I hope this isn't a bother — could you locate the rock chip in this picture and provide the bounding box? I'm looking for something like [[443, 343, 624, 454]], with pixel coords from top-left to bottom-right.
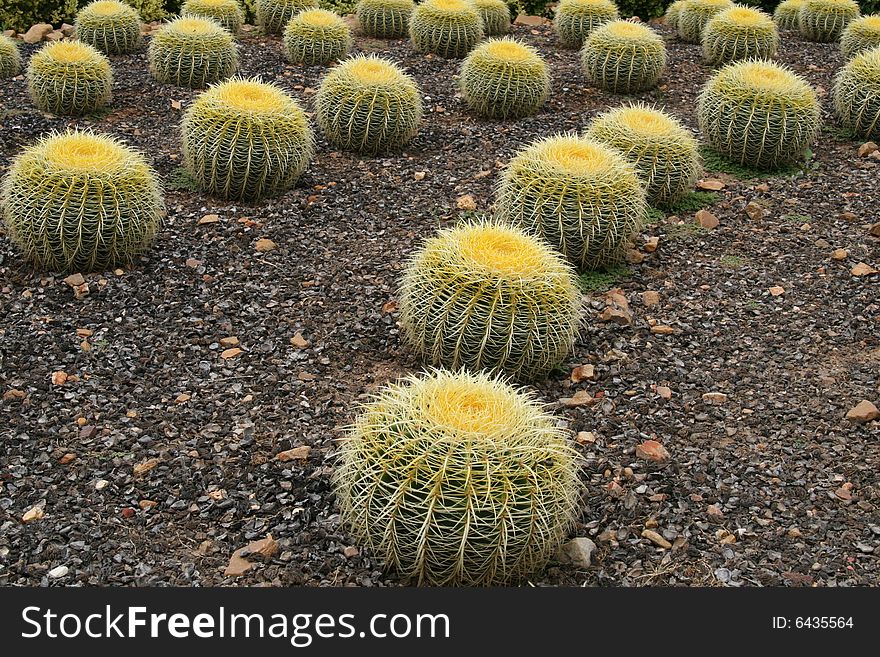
[[851, 262, 877, 276], [570, 364, 595, 382], [858, 141, 879, 157], [702, 392, 728, 405], [641, 529, 672, 549], [277, 446, 311, 462], [845, 400, 879, 423], [695, 209, 719, 228], [558, 537, 597, 568], [745, 201, 764, 220], [23, 23, 52, 43], [635, 439, 670, 463]]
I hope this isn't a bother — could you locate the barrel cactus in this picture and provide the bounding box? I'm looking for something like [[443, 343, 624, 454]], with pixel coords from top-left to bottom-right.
[[257, 0, 319, 34], [703, 5, 779, 66], [315, 55, 422, 154], [182, 78, 313, 200], [148, 16, 238, 88], [840, 14, 880, 58], [0, 34, 22, 79], [410, 0, 484, 59], [773, 0, 804, 29], [678, 0, 733, 43], [1, 130, 163, 273], [355, 0, 414, 38], [553, 0, 619, 48], [460, 37, 550, 119], [697, 59, 821, 169], [181, 0, 245, 35], [833, 45, 880, 139], [74, 0, 142, 55], [472, 0, 511, 36], [283, 9, 352, 64], [496, 134, 647, 271], [581, 20, 667, 94], [798, 0, 860, 42], [333, 368, 583, 586], [586, 103, 702, 207], [27, 41, 113, 116], [665, 0, 686, 31]]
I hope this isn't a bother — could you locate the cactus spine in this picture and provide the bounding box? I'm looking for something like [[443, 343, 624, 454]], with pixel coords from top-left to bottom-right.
[[256, 0, 319, 34], [27, 41, 113, 116], [74, 0, 143, 55], [181, 0, 245, 35], [471, 0, 511, 36], [702, 6, 779, 67], [355, 0, 415, 39], [553, 0, 619, 48], [0, 33, 22, 79], [840, 15, 880, 58], [832, 45, 880, 139], [678, 0, 733, 43], [773, 0, 804, 29], [665, 0, 686, 31], [581, 20, 667, 94], [798, 0, 860, 42], [409, 0, 484, 59], [284, 9, 352, 65], [148, 17, 238, 88]]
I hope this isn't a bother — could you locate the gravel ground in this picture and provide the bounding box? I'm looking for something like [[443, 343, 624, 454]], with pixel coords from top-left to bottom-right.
[[1, 20, 878, 587]]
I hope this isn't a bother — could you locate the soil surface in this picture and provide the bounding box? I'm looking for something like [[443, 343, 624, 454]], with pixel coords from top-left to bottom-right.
[[1, 21, 878, 588]]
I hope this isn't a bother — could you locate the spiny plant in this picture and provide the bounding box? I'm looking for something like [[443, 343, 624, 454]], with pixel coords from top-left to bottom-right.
[[697, 59, 821, 170], [257, 0, 319, 34], [148, 16, 238, 88], [798, 0, 860, 42], [586, 103, 702, 206], [553, 0, 619, 49], [409, 0, 484, 59], [581, 20, 667, 94], [472, 0, 511, 36], [1, 130, 163, 273], [74, 0, 143, 55], [315, 55, 422, 154], [182, 77, 314, 200], [496, 133, 648, 271], [0, 33, 22, 79], [665, 0, 686, 31], [773, 0, 804, 29], [399, 220, 582, 381], [181, 0, 246, 35], [284, 8, 352, 65], [355, 0, 415, 39], [333, 368, 583, 586], [703, 5, 779, 67], [459, 37, 550, 119], [840, 14, 880, 58], [677, 0, 733, 43], [27, 41, 113, 116], [832, 45, 880, 139]]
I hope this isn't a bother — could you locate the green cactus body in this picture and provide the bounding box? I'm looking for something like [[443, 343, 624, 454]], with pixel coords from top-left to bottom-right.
[[678, 0, 733, 43], [703, 6, 779, 67], [0, 34, 22, 79], [181, 0, 246, 35], [257, 0, 319, 34], [148, 17, 238, 88], [581, 20, 667, 94], [553, 0, 619, 48], [182, 77, 314, 200], [74, 0, 143, 55], [697, 59, 821, 169], [1, 130, 163, 273], [355, 0, 415, 39], [460, 38, 549, 119], [833, 45, 880, 138], [798, 0, 860, 42], [586, 103, 702, 206], [315, 55, 422, 154], [471, 0, 511, 36], [840, 15, 880, 58], [333, 368, 583, 586], [410, 0, 484, 59], [399, 220, 582, 381], [496, 134, 647, 271], [773, 0, 804, 30], [283, 8, 352, 65], [665, 0, 686, 31], [27, 41, 113, 116]]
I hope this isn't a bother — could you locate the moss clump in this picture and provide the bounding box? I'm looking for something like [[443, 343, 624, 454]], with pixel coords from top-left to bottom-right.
[[283, 8, 352, 65], [256, 0, 319, 34], [832, 45, 880, 139], [773, 0, 804, 29], [703, 6, 779, 66], [553, 0, 619, 48], [0, 34, 22, 79], [472, 0, 511, 36], [74, 0, 143, 55], [355, 0, 415, 38], [677, 0, 733, 43], [410, 0, 484, 59], [798, 0, 860, 42], [840, 14, 880, 58], [27, 41, 113, 116], [581, 20, 667, 94], [181, 0, 246, 35], [148, 16, 238, 88]]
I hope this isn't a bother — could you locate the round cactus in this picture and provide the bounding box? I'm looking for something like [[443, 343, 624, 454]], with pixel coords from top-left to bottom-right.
[[678, 0, 733, 43], [665, 0, 686, 31], [409, 0, 484, 59], [74, 0, 143, 55], [257, 0, 319, 34], [798, 0, 860, 42], [472, 0, 511, 36], [27, 41, 113, 116], [553, 0, 619, 48], [832, 45, 880, 139], [333, 368, 583, 586], [773, 0, 805, 30], [1, 130, 163, 273], [697, 59, 821, 170], [840, 14, 880, 58], [355, 0, 415, 39], [459, 37, 550, 119], [0, 33, 22, 79], [399, 220, 582, 381], [284, 8, 352, 65], [496, 134, 647, 271], [148, 17, 238, 88], [581, 20, 667, 94], [703, 5, 779, 67], [181, 0, 245, 35], [586, 103, 702, 207], [182, 77, 314, 200], [315, 55, 422, 154]]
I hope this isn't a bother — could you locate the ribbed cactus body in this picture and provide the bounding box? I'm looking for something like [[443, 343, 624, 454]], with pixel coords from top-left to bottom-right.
[[703, 6, 779, 66], [697, 59, 821, 170], [553, 0, 619, 48], [410, 0, 484, 59], [0, 34, 22, 79], [315, 55, 422, 154], [355, 0, 414, 38], [284, 9, 352, 64], [27, 42, 113, 116], [74, 0, 143, 55], [181, 0, 245, 35], [472, 0, 511, 36], [833, 46, 880, 138], [840, 15, 880, 58], [586, 103, 702, 207], [399, 220, 582, 381], [182, 78, 314, 200], [460, 38, 550, 119], [773, 0, 804, 29], [148, 17, 238, 88], [496, 134, 648, 271], [798, 0, 860, 42], [257, 0, 319, 34], [678, 0, 733, 43], [581, 20, 666, 94], [333, 368, 583, 586], [665, 0, 685, 31], [1, 130, 163, 273]]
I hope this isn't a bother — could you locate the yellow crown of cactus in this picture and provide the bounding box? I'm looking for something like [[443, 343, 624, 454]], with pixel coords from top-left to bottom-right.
[[74, 0, 142, 55], [677, 0, 733, 42], [148, 16, 238, 88], [840, 14, 880, 58], [410, 0, 484, 59], [355, 0, 415, 39], [665, 0, 686, 30], [698, 59, 821, 169], [553, 0, 619, 48], [703, 5, 779, 66], [1, 130, 164, 273], [798, 0, 860, 42], [333, 368, 583, 586], [27, 41, 113, 116], [471, 0, 511, 36], [833, 45, 880, 138], [773, 0, 804, 29], [182, 77, 313, 200], [496, 133, 647, 271], [581, 20, 667, 94], [256, 0, 319, 34], [283, 8, 352, 65], [181, 0, 245, 35], [0, 33, 23, 79]]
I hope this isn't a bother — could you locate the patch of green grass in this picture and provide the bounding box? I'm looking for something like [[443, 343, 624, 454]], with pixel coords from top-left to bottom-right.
[[719, 254, 750, 268], [699, 145, 808, 180], [782, 213, 812, 223], [659, 191, 720, 215], [645, 207, 665, 226], [578, 266, 630, 294], [166, 166, 199, 192], [664, 222, 708, 241]]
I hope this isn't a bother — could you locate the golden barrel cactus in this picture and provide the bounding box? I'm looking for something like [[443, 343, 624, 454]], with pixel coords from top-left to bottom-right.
[[148, 16, 238, 88], [74, 0, 142, 55], [355, 0, 415, 39], [773, 0, 805, 29], [702, 6, 779, 67], [0, 33, 23, 79], [471, 0, 511, 36], [665, 0, 686, 31], [27, 41, 113, 116], [553, 0, 619, 48], [678, 0, 733, 43], [581, 20, 667, 94], [181, 0, 246, 35], [833, 45, 880, 139], [283, 8, 352, 65], [798, 0, 860, 42], [409, 0, 484, 59], [840, 14, 880, 58], [257, 0, 319, 34]]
